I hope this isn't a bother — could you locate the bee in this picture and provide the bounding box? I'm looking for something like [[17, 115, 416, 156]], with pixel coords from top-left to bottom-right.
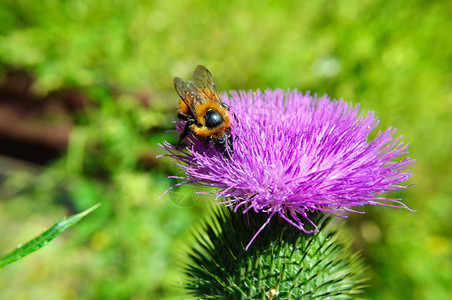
[[173, 65, 233, 158]]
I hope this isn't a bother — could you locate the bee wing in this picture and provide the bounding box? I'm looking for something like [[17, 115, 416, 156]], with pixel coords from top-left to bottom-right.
[[191, 65, 222, 104], [174, 77, 192, 102], [174, 66, 225, 115], [174, 77, 203, 113]]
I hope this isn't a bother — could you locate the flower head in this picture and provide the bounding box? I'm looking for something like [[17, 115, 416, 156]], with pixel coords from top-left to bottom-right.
[[160, 89, 415, 249]]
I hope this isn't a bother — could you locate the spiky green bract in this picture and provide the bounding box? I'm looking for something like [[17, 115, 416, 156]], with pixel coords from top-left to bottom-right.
[[185, 207, 366, 299]]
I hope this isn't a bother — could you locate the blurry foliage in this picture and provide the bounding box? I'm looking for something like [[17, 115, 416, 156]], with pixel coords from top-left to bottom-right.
[[0, 0, 450, 299]]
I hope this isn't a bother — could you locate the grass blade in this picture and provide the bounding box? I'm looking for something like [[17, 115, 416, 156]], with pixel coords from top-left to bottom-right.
[[0, 204, 100, 268]]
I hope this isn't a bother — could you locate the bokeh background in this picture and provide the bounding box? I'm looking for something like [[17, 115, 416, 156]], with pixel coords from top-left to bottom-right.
[[0, 0, 450, 299]]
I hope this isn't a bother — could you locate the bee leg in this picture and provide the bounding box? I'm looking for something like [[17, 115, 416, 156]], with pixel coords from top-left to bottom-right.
[[178, 112, 188, 121], [203, 136, 211, 148], [226, 131, 234, 158], [232, 112, 239, 123], [176, 120, 192, 150], [214, 129, 234, 159]]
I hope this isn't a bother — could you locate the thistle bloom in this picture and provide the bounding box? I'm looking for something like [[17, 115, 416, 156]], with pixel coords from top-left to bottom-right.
[[160, 89, 415, 250]]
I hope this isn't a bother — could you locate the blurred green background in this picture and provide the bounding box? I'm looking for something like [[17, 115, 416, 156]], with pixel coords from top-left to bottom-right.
[[0, 0, 450, 299]]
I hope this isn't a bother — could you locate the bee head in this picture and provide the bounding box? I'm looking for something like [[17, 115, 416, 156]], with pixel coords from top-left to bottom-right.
[[204, 109, 223, 128]]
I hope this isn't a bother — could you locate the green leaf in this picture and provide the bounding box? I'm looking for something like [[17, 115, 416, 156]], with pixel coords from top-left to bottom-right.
[[0, 204, 100, 268]]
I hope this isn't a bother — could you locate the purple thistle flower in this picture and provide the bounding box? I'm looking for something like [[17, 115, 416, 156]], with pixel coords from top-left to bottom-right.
[[160, 89, 416, 250]]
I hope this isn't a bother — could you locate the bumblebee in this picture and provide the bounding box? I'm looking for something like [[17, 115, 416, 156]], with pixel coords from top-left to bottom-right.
[[174, 65, 233, 158]]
